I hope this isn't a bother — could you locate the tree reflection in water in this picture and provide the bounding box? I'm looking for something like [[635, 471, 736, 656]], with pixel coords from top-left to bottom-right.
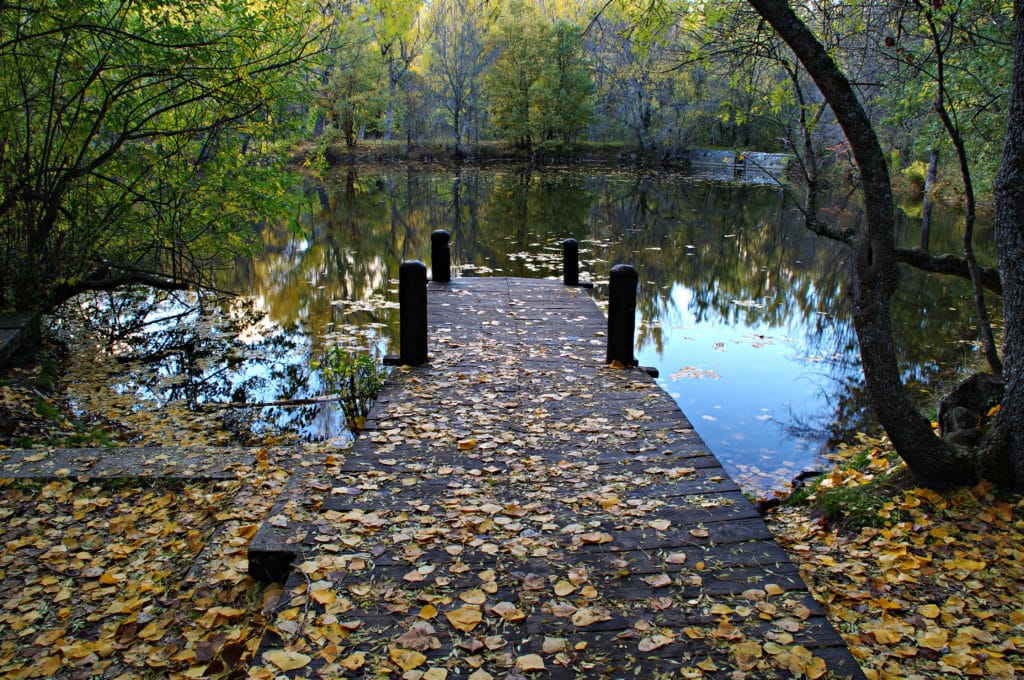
[[55, 168, 996, 496]]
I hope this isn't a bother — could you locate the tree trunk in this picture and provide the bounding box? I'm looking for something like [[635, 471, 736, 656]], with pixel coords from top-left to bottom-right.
[[746, 0, 976, 485], [920, 149, 938, 251], [989, 0, 1024, 490]]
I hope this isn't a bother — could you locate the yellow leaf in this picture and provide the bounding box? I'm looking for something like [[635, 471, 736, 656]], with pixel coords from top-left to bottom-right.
[[446, 606, 482, 632], [492, 601, 526, 622], [515, 654, 546, 671], [648, 519, 671, 531], [35, 657, 62, 677], [418, 604, 438, 620], [803, 656, 828, 679], [572, 606, 611, 627], [458, 438, 477, 450], [764, 583, 784, 596], [542, 637, 568, 654], [460, 589, 487, 605], [579, 531, 613, 544], [665, 552, 687, 565], [638, 634, 674, 652], [138, 621, 165, 641], [787, 646, 826, 679], [263, 650, 311, 671], [985, 658, 1016, 678], [918, 628, 949, 651], [554, 580, 576, 596], [340, 652, 365, 670], [941, 651, 976, 670], [424, 668, 449, 680], [872, 624, 902, 644], [389, 646, 426, 671], [733, 640, 763, 670], [309, 585, 336, 605], [696, 655, 719, 671], [918, 603, 940, 619]]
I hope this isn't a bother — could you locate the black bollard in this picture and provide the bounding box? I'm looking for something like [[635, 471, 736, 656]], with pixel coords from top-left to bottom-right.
[[563, 238, 579, 286], [385, 260, 428, 366], [431, 229, 451, 283], [606, 264, 639, 367], [561, 238, 593, 288]]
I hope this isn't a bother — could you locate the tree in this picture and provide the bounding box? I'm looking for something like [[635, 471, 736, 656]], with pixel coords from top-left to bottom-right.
[[321, 29, 387, 147], [990, 0, 1024, 489], [0, 0, 324, 313], [425, 0, 492, 155], [745, 0, 1023, 489], [587, 2, 692, 154], [878, 0, 1011, 376], [362, 0, 427, 141], [484, 0, 547, 148], [533, 19, 594, 145]]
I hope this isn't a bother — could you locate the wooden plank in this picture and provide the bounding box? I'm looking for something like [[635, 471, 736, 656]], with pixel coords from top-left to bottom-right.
[[249, 277, 864, 678]]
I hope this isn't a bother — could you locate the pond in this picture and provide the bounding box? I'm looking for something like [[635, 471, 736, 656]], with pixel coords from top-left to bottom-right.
[[54, 165, 996, 497]]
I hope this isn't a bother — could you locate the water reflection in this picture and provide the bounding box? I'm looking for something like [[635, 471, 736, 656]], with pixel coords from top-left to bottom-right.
[[58, 167, 994, 496]]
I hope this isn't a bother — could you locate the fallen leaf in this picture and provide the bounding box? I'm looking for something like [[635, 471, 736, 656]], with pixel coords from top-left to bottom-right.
[[340, 652, 365, 670], [491, 601, 526, 622], [446, 606, 483, 632], [263, 650, 311, 671], [515, 653, 546, 671], [389, 646, 427, 671], [638, 634, 674, 652], [572, 606, 611, 627]]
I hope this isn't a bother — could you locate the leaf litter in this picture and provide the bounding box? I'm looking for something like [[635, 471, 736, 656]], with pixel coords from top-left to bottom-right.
[[767, 435, 1024, 679]]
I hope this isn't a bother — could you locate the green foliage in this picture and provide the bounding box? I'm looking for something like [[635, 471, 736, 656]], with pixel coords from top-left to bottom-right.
[[484, 0, 547, 147], [901, 160, 930, 191], [313, 349, 389, 433], [532, 20, 593, 145], [0, 0, 323, 312], [878, 0, 1013, 196], [484, 7, 592, 149]]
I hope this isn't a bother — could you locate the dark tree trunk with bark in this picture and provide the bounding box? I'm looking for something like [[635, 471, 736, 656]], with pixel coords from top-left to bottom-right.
[[989, 0, 1024, 489], [746, 0, 977, 486]]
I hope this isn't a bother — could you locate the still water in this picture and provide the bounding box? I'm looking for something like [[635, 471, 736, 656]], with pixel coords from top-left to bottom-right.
[[61, 167, 993, 496]]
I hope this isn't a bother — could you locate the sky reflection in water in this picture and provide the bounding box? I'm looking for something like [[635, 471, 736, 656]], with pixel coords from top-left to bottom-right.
[[62, 167, 992, 497]]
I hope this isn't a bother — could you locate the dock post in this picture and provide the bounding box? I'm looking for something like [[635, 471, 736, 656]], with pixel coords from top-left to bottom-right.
[[607, 264, 638, 367], [385, 260, 428, 366], [563, 238, 579, 286], [431, 230, 451, 283], [562, 238, 593, 288]]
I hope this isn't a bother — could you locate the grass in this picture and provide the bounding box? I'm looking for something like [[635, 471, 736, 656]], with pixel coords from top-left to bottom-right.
[[782, 435, 913, 531]]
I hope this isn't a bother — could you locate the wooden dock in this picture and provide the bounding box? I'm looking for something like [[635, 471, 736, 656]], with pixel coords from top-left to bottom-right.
[[249, 277, 863, 678]]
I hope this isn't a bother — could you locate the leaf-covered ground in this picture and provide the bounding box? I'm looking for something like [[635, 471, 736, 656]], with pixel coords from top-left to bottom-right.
[[3, 341, 1024, 678], [0, 448, 303, 679], [766, 438, 1024, 679]]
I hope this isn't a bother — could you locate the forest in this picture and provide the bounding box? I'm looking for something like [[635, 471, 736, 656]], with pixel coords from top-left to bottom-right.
[[0, 0, 1012, 309]]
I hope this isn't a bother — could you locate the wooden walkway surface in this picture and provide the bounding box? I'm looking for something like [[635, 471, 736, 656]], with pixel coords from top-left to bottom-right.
[[249, 277, 863, 679]]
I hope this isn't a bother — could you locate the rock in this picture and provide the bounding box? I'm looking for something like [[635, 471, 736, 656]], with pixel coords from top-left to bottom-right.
[[938, 373, 1003, 443]]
